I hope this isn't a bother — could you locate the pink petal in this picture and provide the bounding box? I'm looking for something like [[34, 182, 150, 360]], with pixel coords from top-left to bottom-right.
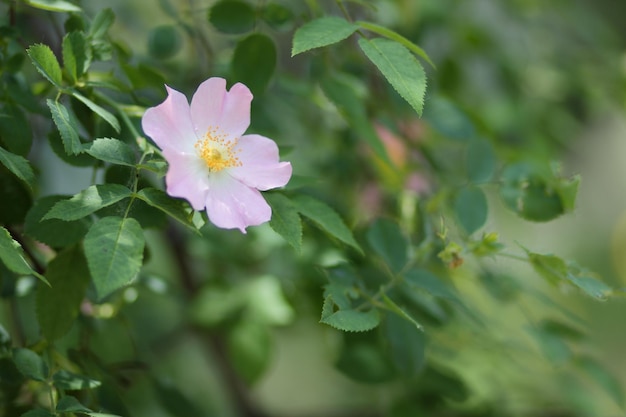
[[189, 79, 252, 142], [142, 85, 197, 154], [163, 150, 210, 210], [205, 173, 271, 233], [228, 134, 292, 191], [190, 77, 227, 138]]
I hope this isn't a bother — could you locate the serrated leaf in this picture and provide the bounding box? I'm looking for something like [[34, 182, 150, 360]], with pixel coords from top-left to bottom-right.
[[291, 195, 361, 253], [265, 193, 302, 252], [366, 218, 408, 274], [83, 216, 144, 300], [47, 99, 83, 155], [0, 146, 36, 190], [26, 44, 62, 87], [44, 184, 132, 221], [292, 16, 359, 56], [62, 31, 90, 83], [52, 369, 101, 390], [454, 186, 488, 234], [36, 246, 90, 341], [13, 348, 48, 381], [56, 395, 92, 413], [232, 34, 276, 95], [135, 188, 196, 232], [25, 0, 81, 12], [358, 38, 426, 116], [0, 226, 48, 284], [320, 74, 390, 164], [84, 138, 135, 166], [320, 308, 380, 332], [71, 91, 120, 133]]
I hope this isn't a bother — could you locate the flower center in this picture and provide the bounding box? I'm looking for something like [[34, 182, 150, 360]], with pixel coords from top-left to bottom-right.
[[195, 127, 241, 172]]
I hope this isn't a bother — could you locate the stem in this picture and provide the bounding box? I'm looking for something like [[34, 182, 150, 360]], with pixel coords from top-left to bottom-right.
[[93, 92, 143, 142], [497, 252, 528, 262], [335, 0, 352, 22]]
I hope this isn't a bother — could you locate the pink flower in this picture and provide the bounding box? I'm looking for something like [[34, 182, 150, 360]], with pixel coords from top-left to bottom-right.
[[141, 77, 292, 233]]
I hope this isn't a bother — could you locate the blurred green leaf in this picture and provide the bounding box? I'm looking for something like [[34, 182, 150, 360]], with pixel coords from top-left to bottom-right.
[[153, 380, 208, 416], [88, 8, 114, 39], [454, 186, 488, 234], [84, 138, 135, 166], [356, 20, 435, 68], [26, 43, 62, 86], [245, 275, 294, 326], [36, 246, 90, 341], [47, 99, 83, 155], [291, 16, 359, 56], [62, 31, 90, 83], [577, 356, 624, 407], [335, 333, 394, 382], [0, 147, 36, 190], [135, 188, 196, 232], [423, 97, 474, 140], [209, 0, 255, 34], [403, 268, 458, 301], [83, 216, 144, 300], [20, 410, 55, 417], [147, 25, 182, 60], [291, 194, 362, 253], [13, 348, 48, 381], [384, 313, 426, 377], [265, 193, 302, 252], [261, 3, 293, 31], [366, 218, 408, 274], [381, 293, 423, 330], [227, 320, 271, 384], [56, 396, 92, 413], [24, 0, 81, 12], [52, 369, 101, 390], [44, 184, 132, 221], [527, 251, 568, 286], [321, 307, 380, 332], [0, 226, 47, 284], [0, 104, 32, 156], [467, 138, 496, 183], [320, 73, 390, 164], [358, 38, 427, 116], [232, 33, 276, 95], [25, 195, 92, 248], [70, 91, 120, 133]]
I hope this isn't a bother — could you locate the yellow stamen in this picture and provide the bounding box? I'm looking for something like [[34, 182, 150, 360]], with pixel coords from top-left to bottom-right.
[[195, 127, 241, 172]]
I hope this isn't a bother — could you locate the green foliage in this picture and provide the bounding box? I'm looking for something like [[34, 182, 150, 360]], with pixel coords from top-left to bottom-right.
[[2, 0, 624, 416]]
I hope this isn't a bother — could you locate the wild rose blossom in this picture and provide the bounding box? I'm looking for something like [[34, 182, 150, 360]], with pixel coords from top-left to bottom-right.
[[141, 77, 292, 233]]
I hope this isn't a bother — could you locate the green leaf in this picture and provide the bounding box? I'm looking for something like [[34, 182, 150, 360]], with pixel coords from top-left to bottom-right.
[[265, 193, 302, 252], [381, 292, 423, 331], [52, 369, 101, 390], [232, 33, 276, 95], [70, 91, 120, 133], [577, 356, 624, 407], [84, 138, 135, 166], [321, 308, 380, 332], [291, 195, 362, 253], [384, 313, 426, 377], [566, 273, 612, 300], [83, 216, 144, 300], [88, 8, 115, 39], [0, 104, 32, 156], [13, 348, 48, 381], [291, 16, 359, 56], [0, 146, 36, 190], [527, 251, 567, 286], [466, 138, 496, 183], [366, 218, 408, 274], [25, 195, 91, 248], [227, 320, 271, 384], [423, 97, 475, 141], [24, 0, 81, 12], [454, 186, 488, 234], [26, 44, 62, 87], [356, 20, 435, 68], [358, 37, 427, 116], [47, 99, 83, 155], [153, 380, 206, 417], [320, 74, 390, 164], [209, 0, 256, 34], [260, 3, 294, 31], [0, 226, 47, 284], [135, 188, 196, 232], [56, 395, 92, 413], [147, 25, 182, 60], [44, 184, 132, 221], [20, 410, 55, 417], [36, 247, 90, 341], [62, 31, 90, 83]]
